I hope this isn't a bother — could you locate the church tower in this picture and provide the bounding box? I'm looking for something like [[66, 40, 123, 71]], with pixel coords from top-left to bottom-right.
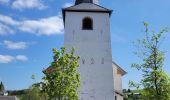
[[63, 0, 114, 99]]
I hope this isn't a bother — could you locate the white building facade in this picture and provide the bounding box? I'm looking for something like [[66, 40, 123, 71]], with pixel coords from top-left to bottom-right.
[[63, 0, 126, 100], [112, 62, 126, 100]]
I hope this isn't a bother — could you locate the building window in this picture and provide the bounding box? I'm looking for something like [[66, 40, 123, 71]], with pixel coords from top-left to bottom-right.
[[115, 96, 117, 100], [82, 17, 93, 30]]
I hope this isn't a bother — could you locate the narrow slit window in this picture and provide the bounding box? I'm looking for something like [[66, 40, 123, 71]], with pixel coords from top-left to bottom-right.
[[91, 58, 95, 64], [115, 96, 117, 100], [101, 58, 104, 64], [82, 59, 85, 64], [82, 17, 93, 30]]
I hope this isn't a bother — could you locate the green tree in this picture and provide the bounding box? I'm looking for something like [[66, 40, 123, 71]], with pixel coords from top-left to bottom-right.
[[39, 47, 80, 100], [17, 74, 46, 100], [0, 82, 5, 93], [131, 22, 170, 100], [20, 86, 41, 100]]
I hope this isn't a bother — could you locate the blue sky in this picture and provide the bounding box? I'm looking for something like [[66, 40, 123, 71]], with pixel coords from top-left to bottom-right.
[[0, 0, 170, 90]]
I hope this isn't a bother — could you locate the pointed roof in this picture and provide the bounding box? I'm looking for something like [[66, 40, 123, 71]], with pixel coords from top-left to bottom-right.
[[75, 0, 93, 5], [75, 0, 99, 5]]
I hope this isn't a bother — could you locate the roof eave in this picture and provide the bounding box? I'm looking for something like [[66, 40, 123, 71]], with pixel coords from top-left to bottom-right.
[[112, 61, 127, 76]]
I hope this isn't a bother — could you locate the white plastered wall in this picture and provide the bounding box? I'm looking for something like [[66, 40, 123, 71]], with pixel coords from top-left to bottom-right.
[[112, 64, 123, 100], [64, 11, 114, 100]]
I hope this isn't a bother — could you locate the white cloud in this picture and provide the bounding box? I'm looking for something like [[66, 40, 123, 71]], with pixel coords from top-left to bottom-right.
[[0, 54, 28, 63], [0, 55, 14, 63], [20, 16, 64, 35], [3, 40, 27, 50], [63, 2, 73, 8], [0, 14, 64, 36], [16, 55, 28, 61], [12, 0, 47, 10], [0, 14, 20, 26], [0, 15, 18, 35], [0, 0, 10, 5], [0, 23, 14, 36]]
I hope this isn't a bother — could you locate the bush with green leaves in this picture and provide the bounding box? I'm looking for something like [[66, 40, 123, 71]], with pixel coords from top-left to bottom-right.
[[39, 47, 80, 100]]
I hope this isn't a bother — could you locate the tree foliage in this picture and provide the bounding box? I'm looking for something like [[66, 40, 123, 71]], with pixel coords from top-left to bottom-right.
[[131, 22, 170, 100], [19, 85, 44, 100], [39, 47, 80, 100], [0, 82, 5, 94]]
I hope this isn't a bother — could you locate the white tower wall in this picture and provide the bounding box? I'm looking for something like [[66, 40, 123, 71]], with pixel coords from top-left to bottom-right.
[[64, 12, 114, 100]]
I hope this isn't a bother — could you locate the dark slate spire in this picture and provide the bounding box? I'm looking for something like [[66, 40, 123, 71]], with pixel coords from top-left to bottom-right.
[[75, 0, 93, 5]]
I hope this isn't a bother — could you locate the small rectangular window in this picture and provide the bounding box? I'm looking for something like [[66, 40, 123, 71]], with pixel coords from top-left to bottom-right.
[[82, 17, 93, 30], [115, 96, 117, 100]]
